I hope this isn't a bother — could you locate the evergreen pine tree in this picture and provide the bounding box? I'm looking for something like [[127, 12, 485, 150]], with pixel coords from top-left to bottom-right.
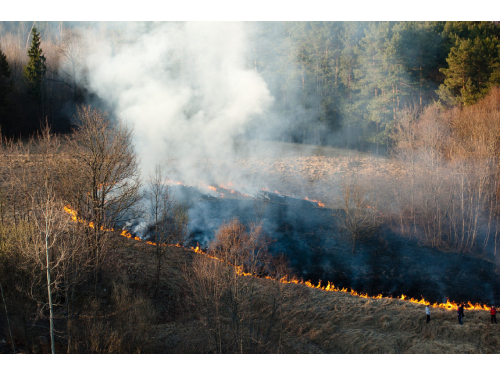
[[390, 22, 446, 106], [440, 34, 500, 105], [353, 22, 400, 151], [0, 46, 12, 134], [24, 27, 46, 103], [0, 47, 11, 80]]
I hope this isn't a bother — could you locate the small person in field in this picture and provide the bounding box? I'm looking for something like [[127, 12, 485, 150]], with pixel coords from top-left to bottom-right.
[[425, 305, 430, 323], [457, 303, 465, 325], [491, 306, 497, 324]]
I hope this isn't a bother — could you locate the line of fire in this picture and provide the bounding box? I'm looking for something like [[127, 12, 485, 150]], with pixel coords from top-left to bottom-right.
[[63, 181, 492, 313]]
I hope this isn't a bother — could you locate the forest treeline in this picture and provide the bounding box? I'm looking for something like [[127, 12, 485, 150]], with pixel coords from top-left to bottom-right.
[[1, 21, 500, 151], [250, 21, 500, 151]]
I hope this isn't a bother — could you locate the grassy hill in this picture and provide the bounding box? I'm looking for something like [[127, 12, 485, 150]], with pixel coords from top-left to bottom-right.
[[109, 235, 500, 354]]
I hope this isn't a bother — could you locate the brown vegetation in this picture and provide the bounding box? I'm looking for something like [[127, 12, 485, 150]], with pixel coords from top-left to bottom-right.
[[0, 106, 145, 353], [67, 234, 500, 354], [2, 94, 500, 353], [385, 88, 500, 255], [184, 218, 294, 353], [190, 88, 500, 260], [335, 174, 379, 253]]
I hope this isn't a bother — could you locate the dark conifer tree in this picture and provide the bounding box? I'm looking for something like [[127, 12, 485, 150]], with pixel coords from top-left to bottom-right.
[[439, 35, 500, 105], [0, 47, 10, 80], [24, 27, 46, 104], [0, 46, 12, 135]]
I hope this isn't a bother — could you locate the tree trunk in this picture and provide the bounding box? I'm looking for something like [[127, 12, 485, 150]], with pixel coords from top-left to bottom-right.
[[46, 231, 55, 354], [65, 283, 71, 353], [155, 243, 161, 299], [0, 282, 15, 353]]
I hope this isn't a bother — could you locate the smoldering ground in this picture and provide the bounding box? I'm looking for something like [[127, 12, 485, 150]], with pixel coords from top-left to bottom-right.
[[159, 185, 500, 306]]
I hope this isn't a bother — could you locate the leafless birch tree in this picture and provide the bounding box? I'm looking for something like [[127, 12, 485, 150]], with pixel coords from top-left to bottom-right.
[[29, 181, 70, 354]]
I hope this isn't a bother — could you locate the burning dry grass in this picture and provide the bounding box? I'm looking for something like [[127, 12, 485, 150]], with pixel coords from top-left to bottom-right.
[[110, 235, 500, 353], [188, 141, 404, 207], [280, 288, 500, 354]]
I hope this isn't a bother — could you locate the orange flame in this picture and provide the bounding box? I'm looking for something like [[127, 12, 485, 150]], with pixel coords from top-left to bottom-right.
[[262, 188, 325, 208], [218, 183, 252, 197], [304, 197, 325, 207], [63, 205, 491, 311], [168, 180, 325, 207]]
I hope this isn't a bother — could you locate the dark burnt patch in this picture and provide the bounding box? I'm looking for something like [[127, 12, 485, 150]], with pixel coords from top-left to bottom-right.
[[174, 185, 500, 306]]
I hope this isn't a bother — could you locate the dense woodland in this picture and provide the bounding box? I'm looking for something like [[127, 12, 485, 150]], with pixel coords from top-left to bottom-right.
[[1, 21, 500, 148], [1, 21, 500, 354], [249, 21, 500, 151]]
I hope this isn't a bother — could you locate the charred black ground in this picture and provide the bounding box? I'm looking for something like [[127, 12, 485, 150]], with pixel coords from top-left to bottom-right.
[[164, 185, 500, 306]]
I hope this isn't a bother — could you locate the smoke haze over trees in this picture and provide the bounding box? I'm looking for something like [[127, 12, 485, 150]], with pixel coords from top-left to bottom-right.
[[1, 21, 500, 149]]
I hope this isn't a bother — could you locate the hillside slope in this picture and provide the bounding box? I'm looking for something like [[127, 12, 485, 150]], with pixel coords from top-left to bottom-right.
[[114, 236, 500, 354]]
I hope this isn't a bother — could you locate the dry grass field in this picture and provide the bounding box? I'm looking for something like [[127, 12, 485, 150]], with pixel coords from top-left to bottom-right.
[[114, 235, 500, 354], [190, 140, 404, 207]]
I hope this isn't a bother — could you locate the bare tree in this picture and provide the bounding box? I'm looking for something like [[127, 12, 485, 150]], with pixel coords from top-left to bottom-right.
[[185, 255, 227, 353], [392, 106, 419, 236], [65, 105, 141, 276], [186, 218, 300, 353], [29, 181, 70, 354], [390, 99, 500, 255], [59, 221, 92, 353], [189, 219, 276, 353], [0, 125, 63, 352], [335, 174, 378, 253], [209, 218, 272, 275], [146, 165, 175, 298], [52, 29, 87, 102]]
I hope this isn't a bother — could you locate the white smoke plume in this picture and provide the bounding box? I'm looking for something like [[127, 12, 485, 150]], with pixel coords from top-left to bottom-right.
[[85, 22, 274, 184]]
